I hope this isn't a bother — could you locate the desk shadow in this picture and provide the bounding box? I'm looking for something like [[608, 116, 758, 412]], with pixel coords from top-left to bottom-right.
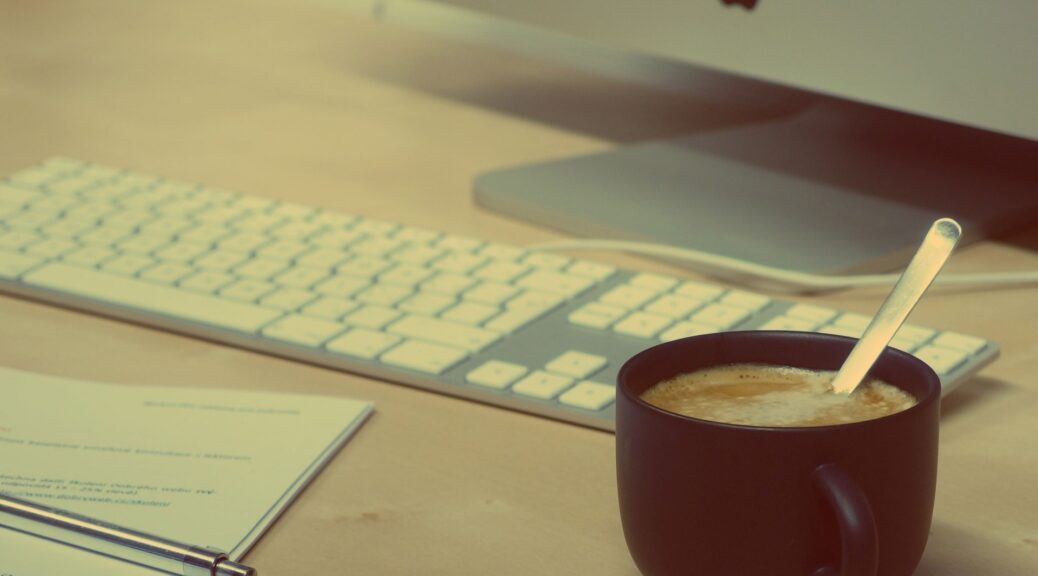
[[939, 375, 1013, 422], [993, 224, 1038, 255], [339, 24, 809, 143], [914, 520, 1029, 576]]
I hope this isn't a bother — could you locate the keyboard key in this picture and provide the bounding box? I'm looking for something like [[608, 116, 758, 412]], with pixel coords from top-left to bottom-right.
[[308, 211, 356, 228], [269, 202, 316, 221], [115, 234, 171, 256], [235, 258, 289, 280], [834, 313, 871, 331], [462, 282, 519, 306], [0, 250, 43, 279], [568, 302, 628, 329], [506, 290, 563, 311], [262, 314, 346, 347], [565, 260, 616, 280], [260, 287, 318, 311], [272, 266, 329, 289], [379, 264, 434, 287], [521, 252, 571, 270], [104, 209, 154, 230], [62, 245, 116, 268], [613, 312, 673, 339], [380, 339, 468, 375], [220, 278, 276, 303], [178, 225, 231, 246], [350, 236, 405, 256], [932, 332, 986, 354], [389, 245, 445, 265], [643, 294, 704, 318], [484, 305, 552, 334], [440, 301, 500, 326], [155, 242, 210, 263], [140, 216, 194, 238], [351, 219, 398, 237], [545, 351, 607, 379], [336, 256, 393, 279], [296, 248, 349, 270], [313, 274, 370, 297], [0, 184, 43, 207], [913, 345, 968, 375], [629, 273, 678, 292], [599, 285, 657, 309], [179, 270, 236, 294], [430, 252, 487, 274], [23, 237, 78, 259], [479, 243, 525, 261], [77, 225, 131, 247], [511, 370, 574, 399], [40, 217, 97, 239], [29, 194, 81, 214], [300, 296, 358, 320], [102, 254, 156, 276], [720, 291, 772, 312], [895, 324, 936, 344], [785, 303, 837, 324], [22, 263, 282, 333], [231, 212, 286, 233], [0, 203, 21, 221], [888, 335, 921, 353], [218, 232, 269, 253], [196, 205, 249, 226], [256, 239, 310, 261], [0, 230, 42, 250], [659, 321, 721, 342], [397, 292, 456, 316], [558, 381, 616, 411], [420, 272, 477, 296], [311, 228, 364, 249], [515, 270, 595, 299], [392, 226, 441, 245], [355, 283, 413, 307], [690, 304, 750, 329], [466, 360, 528, 389], [473, 260, 530, 283], [673, 281, 723, 301], [342, 305, 402, 329], [434, 234, 483, 253], [195, 250, 249, 271], [326, 329, 402, 360], [386, 315, 500, 352], [139, 262, 194, 285]]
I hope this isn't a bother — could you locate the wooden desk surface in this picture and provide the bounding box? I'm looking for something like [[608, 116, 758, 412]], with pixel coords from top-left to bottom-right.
[[1, 1, 1035, 574]]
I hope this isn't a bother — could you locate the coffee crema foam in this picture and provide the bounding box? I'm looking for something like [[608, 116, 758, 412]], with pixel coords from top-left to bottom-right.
[[640, 364, 917, 427]]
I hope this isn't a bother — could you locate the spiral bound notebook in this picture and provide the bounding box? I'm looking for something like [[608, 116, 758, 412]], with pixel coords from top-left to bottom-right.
[[0, 366, 373, 575]]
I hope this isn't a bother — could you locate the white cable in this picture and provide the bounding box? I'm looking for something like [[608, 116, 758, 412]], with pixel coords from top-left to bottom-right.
[[528, 239, 1038, 292]]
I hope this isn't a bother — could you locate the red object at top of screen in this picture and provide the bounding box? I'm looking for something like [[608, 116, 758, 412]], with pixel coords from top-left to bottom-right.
[[721, 0, 758, 9]]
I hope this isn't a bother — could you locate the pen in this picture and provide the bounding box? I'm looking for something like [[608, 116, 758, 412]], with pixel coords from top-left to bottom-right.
[[0, 492, 256, 576]]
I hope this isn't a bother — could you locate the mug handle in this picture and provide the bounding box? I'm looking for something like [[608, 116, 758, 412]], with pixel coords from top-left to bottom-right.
[[811, 464, 879, 576]]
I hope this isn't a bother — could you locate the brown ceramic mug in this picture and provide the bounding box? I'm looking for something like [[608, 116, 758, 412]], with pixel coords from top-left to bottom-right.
[[615, 331, 940, 576]]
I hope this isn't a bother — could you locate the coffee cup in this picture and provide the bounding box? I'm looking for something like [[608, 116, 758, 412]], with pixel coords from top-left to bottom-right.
[[615, 331, 940, 576]]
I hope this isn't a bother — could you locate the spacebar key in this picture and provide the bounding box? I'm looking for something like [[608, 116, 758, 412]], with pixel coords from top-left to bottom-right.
[[22, 263, 284, 333]]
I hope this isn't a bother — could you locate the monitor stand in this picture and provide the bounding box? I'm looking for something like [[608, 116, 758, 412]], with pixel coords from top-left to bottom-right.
[[474, 97, 1038, 286]]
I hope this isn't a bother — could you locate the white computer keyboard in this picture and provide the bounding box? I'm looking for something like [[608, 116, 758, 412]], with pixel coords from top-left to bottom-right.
[[0, 158, 999, 430]]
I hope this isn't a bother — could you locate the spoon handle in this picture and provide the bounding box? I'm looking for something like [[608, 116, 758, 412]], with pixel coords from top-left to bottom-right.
[[830, 218, 961, 395]]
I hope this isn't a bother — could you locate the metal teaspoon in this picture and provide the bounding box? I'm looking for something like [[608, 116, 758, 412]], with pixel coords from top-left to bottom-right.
[[829, 218, 962, 395]]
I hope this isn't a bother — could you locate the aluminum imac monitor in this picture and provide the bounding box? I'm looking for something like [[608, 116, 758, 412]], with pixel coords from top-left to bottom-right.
[[350, 0, 1038, 279]]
